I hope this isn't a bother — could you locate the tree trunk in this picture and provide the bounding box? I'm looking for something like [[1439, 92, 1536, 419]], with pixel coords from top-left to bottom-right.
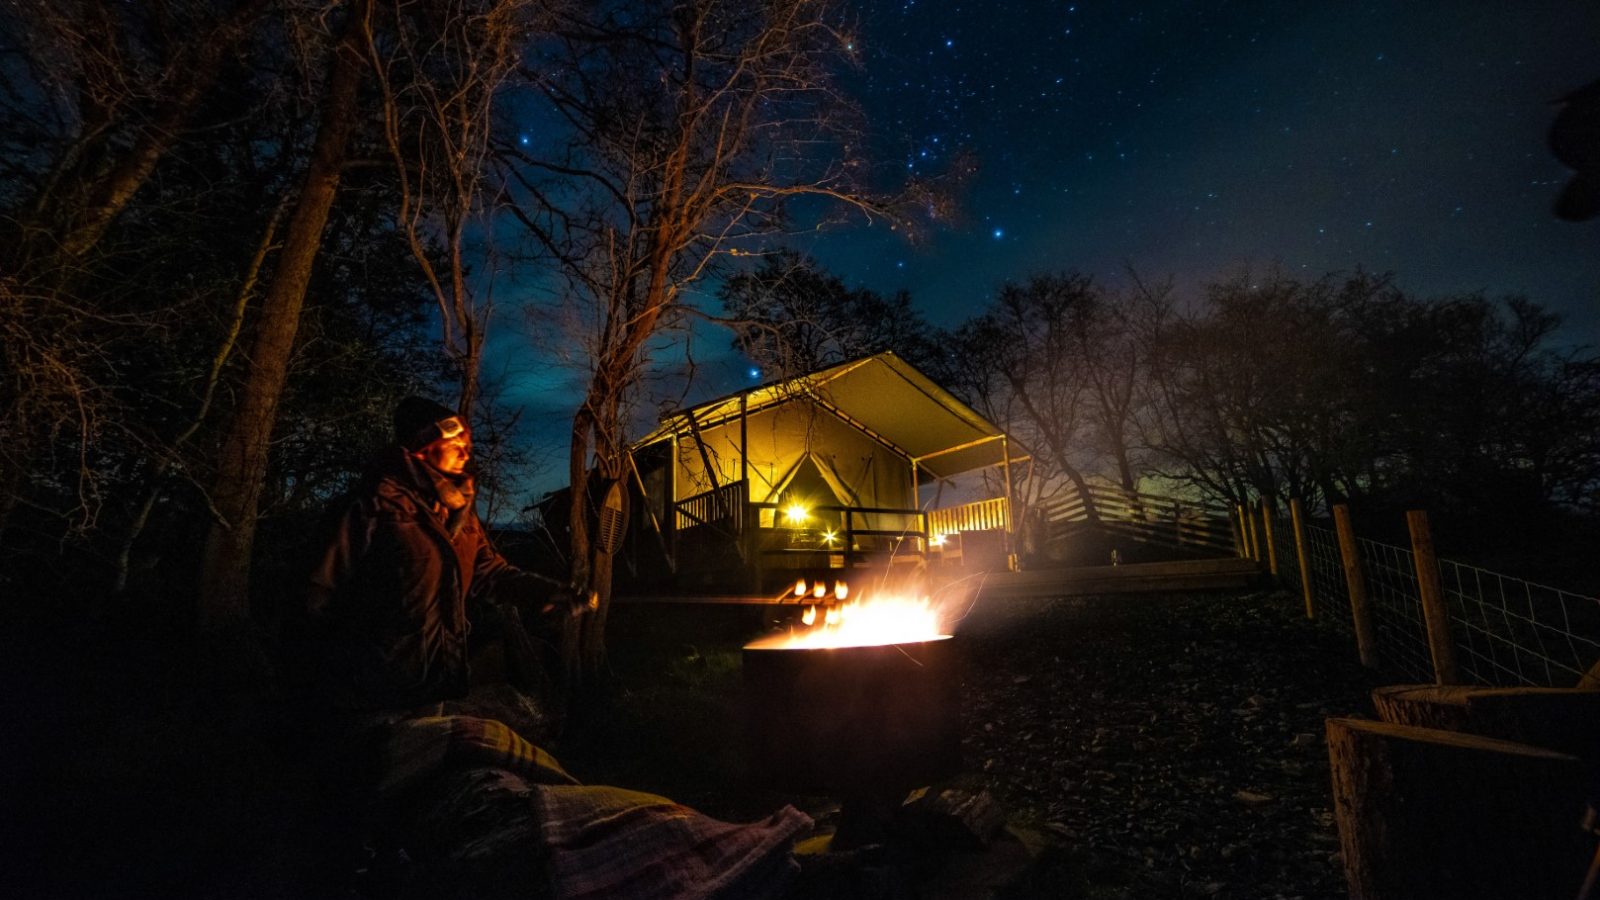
[[55, 0, 268, 262], [1373, 683, 1600, 759], [1113, 446, 1136, 492], [1369, 683, 1476, 732], [1325, 717, 1592, 900], [197, 0, 370, 633], [563, 406, 594, 682], [579, 484, 626, 673]]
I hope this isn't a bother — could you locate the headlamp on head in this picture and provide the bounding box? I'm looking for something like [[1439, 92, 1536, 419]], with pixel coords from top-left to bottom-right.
[[436, 416, 466, 440]]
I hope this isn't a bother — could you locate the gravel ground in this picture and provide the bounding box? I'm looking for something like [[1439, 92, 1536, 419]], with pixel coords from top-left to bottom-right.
[[589, 586, 1385, 899], [952, 589, 1382, 899]]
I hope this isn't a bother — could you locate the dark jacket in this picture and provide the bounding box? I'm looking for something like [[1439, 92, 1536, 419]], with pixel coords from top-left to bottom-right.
[[304, 448, 530, 714]]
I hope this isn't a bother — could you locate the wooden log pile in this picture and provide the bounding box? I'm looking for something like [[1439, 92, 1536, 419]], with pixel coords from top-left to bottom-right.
[[1327, 682, 1600, 899]]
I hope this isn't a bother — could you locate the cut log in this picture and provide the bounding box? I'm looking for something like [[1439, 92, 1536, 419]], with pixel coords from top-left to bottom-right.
[[1369, 684, 1477, 732], [1579, 658, 1600, 690], [1463, 688, 1600, 759], [1372, 683, 1600, 759], [1326, 717, 1594, 900]]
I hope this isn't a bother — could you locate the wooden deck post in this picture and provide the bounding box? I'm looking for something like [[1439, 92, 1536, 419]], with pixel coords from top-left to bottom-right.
[[1406, 509, 1462, 685], [1289, 498, 1315, 619], [1260, 499, 1279, 577], [1332, 504, 1378, 668]]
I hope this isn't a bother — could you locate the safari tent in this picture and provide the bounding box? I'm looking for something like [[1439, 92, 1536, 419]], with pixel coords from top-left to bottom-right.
[[618, 352, 1021, 596]]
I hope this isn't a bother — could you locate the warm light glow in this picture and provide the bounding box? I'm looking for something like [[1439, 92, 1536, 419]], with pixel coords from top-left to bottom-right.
[[813, 583, 827, 599], [834, 581, 849, 601], [930, 533, 947, 547], [750, 592, 946, 649], [783, 503, 809, 525], [794, 579, 808, 597], [821, 529, 838, 546]]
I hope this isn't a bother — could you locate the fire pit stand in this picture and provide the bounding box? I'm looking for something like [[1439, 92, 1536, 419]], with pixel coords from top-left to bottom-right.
[[743, 635, 962, 846]]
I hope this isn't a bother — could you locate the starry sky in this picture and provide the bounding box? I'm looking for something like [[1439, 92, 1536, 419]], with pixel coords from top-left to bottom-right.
[[489, 0, 1600, 505], [798, 0, 1600, 337]]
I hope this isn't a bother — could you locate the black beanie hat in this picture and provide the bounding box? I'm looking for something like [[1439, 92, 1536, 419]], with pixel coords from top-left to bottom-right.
[[394, 396, 464, 449]]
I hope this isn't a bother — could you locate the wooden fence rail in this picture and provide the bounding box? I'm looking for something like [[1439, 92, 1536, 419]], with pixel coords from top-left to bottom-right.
[[1036, 483, 1238, 556]]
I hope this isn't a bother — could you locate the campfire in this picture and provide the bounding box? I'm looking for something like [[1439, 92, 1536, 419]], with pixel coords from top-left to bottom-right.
[[745, 576, 949, 650], [742, 571, 965, 836]]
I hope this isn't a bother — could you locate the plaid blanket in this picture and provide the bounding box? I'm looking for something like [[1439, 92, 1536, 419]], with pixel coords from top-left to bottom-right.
[[532, 785, 810, 900], [374, 714, 578, 801], [370, 714, 811, 899]]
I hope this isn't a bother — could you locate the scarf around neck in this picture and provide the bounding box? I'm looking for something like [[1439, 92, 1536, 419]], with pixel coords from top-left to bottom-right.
[[392, 449, 476, 536]]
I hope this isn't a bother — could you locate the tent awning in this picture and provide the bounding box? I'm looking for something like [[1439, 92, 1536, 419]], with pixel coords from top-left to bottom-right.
[[635, 352, 1024, 481]]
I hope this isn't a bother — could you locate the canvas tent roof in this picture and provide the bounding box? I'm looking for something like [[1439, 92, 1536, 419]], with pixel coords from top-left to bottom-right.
[[635, 352, 1021, 481]]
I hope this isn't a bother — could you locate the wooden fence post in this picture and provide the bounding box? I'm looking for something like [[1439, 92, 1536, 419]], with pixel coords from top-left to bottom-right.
[[1260, 499, 1279, 577], [1332, 504, 1378, 668], [1289, 498, 1315, 619], [1406, 510, 1461, 685]]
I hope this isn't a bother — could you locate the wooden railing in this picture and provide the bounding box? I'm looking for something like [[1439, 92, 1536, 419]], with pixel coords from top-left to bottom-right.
[[746, 500, 929, 569], [927, 496, 1010, 537], [671, 486, 1019, 577], [1038, 484, 1237, 555], [675, 481, 747, 534]]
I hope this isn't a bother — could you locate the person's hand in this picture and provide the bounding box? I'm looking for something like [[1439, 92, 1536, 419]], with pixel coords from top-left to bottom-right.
[[539, 591, 596, 619]]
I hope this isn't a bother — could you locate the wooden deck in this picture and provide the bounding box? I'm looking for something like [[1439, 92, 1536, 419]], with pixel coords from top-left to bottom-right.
[[978, 557, 1265, 597], [615, 557, 1265, 605]]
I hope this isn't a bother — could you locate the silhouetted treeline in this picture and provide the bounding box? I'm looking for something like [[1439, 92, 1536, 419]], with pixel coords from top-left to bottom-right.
[[724, 256, 1600, 587], [0, 1, 534, 619], [0, 0, 931, 674]]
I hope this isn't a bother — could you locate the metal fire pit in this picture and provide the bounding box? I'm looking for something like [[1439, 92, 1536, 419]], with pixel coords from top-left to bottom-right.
[[743, 635, 962, 798]]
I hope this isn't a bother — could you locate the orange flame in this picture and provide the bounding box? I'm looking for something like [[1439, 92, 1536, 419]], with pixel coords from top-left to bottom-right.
[[750, 590, 947, 650]]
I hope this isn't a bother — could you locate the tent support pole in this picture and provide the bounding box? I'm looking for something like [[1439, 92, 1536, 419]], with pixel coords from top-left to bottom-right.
[[741, 393, 755, 591], [1002, 436, 1015, 569]]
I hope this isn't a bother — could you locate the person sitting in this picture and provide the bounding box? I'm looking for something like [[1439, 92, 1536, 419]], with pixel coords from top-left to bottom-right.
[[292, 397, 813, 900], [301, 396, 578, 722]]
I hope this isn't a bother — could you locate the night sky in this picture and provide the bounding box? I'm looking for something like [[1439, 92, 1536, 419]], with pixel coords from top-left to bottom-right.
[[494, 0, 1600, 504], [803, 0, 1600, 334]]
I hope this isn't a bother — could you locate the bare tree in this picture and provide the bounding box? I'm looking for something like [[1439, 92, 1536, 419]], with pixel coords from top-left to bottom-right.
[[953, 272, 1106, 520], [2, 0, 271, 271], [0, 0, 272, 544], [503, 0, 901, 674], [368, 0, 547, 417], [718, 250, 940, 375], [198, 0, 374, 634]]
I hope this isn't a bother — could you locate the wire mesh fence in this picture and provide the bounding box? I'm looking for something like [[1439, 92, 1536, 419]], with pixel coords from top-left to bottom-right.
[[1440, 559, 1600, 687], [1260, 504, 1600, 688]]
